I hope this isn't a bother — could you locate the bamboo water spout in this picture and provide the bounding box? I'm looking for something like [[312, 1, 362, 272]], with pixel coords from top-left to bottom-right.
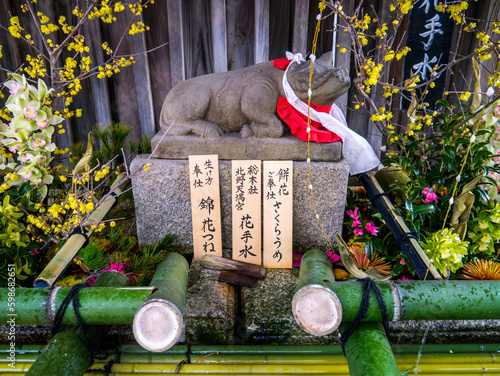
[[34, 173, 129, 288], [133, 252, 189, 352], [25, 271, 131, 376]]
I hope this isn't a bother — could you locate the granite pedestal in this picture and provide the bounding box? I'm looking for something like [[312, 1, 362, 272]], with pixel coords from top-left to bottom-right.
[[132, 134, 349, 252]]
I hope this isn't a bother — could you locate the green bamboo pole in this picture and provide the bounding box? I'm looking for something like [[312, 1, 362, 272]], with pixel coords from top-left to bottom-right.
[[25, 271, 130, 376], [292, 279, 500, 335], [0, 286, 154, 325], [133, 253, 189, 352], [343, 323, 403, 376], [33, 173, 128, 287], [292, 249, 341, 336]]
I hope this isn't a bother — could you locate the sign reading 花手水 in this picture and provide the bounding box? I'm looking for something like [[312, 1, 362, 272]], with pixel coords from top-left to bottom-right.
[[232, 160, 262, 265], [263, 161, 293, 268], [189, 155, 222, 260], [402, 0, 455, 109]]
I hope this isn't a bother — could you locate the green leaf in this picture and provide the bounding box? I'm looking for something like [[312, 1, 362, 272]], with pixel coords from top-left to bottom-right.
[[435, 99, 450, 109], [412, 204, 435, 215]]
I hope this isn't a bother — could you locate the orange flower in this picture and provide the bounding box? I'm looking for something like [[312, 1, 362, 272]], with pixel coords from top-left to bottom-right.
[[460, 259, 500, 280]]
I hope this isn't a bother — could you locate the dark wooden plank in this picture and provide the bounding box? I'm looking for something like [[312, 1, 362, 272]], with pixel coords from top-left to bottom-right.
[[292, 0, 309, 54], [0, 1, 22, 83], [218, 270, 257, 287], [184, 0, 213, 79], [201, 254, 266, 279], [144, 0, 172, 129], [254, 0, 269, 63], [269, 0, 292, 60], [210, 0, 228, 72], [167, 0, 185, 85], [226, 0, 255, 70]]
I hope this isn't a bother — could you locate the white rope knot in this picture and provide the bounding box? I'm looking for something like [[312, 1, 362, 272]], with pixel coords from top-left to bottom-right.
[[285, 51, 305, 64]]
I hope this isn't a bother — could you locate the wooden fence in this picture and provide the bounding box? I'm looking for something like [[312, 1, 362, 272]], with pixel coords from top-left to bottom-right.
[[0, 0, 498, 153]]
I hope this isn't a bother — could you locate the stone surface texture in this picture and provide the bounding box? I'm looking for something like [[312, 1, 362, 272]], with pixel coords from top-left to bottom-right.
[[242, 269, 339, 345], [131, 155, 349, 252], [183, 261, 236, 345], [151, 132, 342, 161]]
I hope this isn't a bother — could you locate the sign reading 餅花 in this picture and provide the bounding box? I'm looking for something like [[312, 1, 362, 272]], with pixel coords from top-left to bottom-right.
[[263, 161, 293, 268], [232, 160, 262, 265], [189, 155, 222, 260]]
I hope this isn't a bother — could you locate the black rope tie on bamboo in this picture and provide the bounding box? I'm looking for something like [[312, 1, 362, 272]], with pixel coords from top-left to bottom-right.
[[396, 231, 420, 248], [339, 278, 391, 355], [69, 225, 91, 248], [174, 343, 192, 373], [51, 282, 109, 361]]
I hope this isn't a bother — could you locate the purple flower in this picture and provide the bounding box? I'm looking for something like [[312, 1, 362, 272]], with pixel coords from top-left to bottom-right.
[[326, 251, 341, 263], [346, 207, 360, 220], [353, 228, 364, 237], [421, 187, 438, 204], [351, 220, 362, 228], [397, 276, 413, 281], [365, 221, 379, 236], [292, 253, 303, 267]]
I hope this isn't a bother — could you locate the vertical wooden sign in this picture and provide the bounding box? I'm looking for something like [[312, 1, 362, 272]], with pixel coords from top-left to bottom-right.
[[263, 161, 293, 268], [189, 155, 222, 260], [232, 160, 261, 265]]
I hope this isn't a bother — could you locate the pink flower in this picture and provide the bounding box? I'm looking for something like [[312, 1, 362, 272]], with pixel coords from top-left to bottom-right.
[[494, 105, 500, 118], [421, 187, 438, 204], [353, 228, 364, 237], [23, 106, 37, 120], [103, 263, 125, 273], [36, 119, 48, 129], [351, 220, 362, 228], [346, 207, 360, 220], [31, 137, 46, 149], [292, 253, 303, 267], [9, 82, 21, 96], [326, 251, 341, 263], [30, 249, 39, 255], [397, 276, 413, 281], [399, 258, 405, 265], [365, 221, 379, 236]]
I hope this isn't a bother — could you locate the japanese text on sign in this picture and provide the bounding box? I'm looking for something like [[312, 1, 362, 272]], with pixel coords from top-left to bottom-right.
[[263, 161, 293, 268], [189, 155, 222, 260]]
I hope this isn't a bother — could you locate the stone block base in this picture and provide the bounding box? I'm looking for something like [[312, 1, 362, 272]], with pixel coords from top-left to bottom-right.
[[131, 155, 349, 252]]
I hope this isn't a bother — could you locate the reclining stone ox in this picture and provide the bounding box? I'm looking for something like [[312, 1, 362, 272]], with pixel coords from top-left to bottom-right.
[[160, 52, 350, 139]]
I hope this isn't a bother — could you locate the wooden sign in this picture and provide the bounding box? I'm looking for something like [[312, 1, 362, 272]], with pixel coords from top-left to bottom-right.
[[232, 160, 261, 265], [263, 161, 293, 268], [401, 0, 454, 109], [189, 155, 222, 260]]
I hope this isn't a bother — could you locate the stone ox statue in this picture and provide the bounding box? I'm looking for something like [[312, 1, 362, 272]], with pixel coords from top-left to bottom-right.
[[160, 52, 350, 139]]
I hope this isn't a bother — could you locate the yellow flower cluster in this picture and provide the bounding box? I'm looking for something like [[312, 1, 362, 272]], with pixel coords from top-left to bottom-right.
[[59, 57, 77, 81], [129, 21, 150, 35], [354, 14, 371, 31], [37, 12, 49, 24], [0, 108, 11, 121], [68, 35, 89, 54], [437, 1, 468, 24], [396, 0, 413, 14], [41, 23, 59, 35], [361, 60, 383, 92], [128, 3, 144, 15], [89, 1, 116, 23], [95, 165, 110, 182], [459, 91, 471, 101], [24, 54, 46, 78], [72, 7, 84, 18], [54, 147, 69, 155], [474, 32, 493, 61], [115, 2, 125, 12], [80, 56, 91, 72], [68, 78, 82, 97], [102, 42, 113, 55], [58, 16, 73, 34], [375, 23, 388, 38], [370, 107, 393, 122], [97, 57, 135, 79], [384, 46, 411, 61], [8, 17, 23, 38]]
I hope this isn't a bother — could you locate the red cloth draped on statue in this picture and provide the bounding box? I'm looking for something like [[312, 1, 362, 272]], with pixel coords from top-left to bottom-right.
[[273, 58, 342, 143]]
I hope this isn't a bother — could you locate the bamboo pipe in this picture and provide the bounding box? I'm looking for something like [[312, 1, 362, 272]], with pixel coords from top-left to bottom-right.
[[292, 249, 341, 336], [0, 286, 154, 325], [343, 323, 402, 376], [24, 271, 130, 376], [34, 173, 129, 288], [357, 171, 441, 280], [292, 280, 500, 335], [133, 253, 189, 352]]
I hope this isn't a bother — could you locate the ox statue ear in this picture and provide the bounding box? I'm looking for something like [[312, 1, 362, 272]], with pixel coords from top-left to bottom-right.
[[316, 51, 334, 67]]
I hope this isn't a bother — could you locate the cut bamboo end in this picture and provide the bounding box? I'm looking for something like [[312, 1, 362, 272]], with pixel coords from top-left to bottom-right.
[[133, 299, 183, 352], [292, 284, 342, 336]]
